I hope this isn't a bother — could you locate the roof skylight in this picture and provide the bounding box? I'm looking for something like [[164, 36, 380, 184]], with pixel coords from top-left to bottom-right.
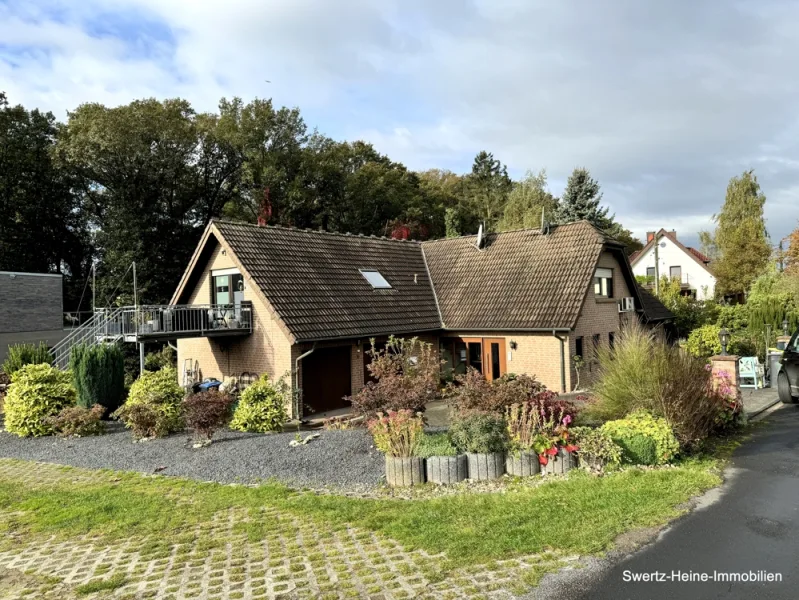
[[360, 269, 392, 289]]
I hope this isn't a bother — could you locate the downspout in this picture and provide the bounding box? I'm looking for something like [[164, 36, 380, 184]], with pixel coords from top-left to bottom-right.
[[552, 330, 568, 393], [294, 343, 316, 420]]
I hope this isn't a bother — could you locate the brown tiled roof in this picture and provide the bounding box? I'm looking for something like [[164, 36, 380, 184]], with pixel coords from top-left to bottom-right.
[[212, 221, 442, 342], [686, 246, 711, 264], [421, 221, 606, 330], [636, 285, 675, 322]]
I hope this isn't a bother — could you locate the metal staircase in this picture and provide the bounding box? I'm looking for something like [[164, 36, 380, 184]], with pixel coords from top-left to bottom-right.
[[52, 308, 125, 369]]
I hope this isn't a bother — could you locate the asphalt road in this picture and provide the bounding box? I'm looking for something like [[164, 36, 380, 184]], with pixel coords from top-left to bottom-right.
[[537, 405, 799, 600]]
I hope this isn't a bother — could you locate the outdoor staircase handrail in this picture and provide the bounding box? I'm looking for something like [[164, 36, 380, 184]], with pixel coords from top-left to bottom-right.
[[51, 307, 126, 370]]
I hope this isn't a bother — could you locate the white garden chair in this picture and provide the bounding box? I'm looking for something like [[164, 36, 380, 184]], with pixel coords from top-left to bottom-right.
[[739, 356, 765, 389]]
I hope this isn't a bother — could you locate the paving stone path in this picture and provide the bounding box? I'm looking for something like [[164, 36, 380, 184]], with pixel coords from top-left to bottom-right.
[[0, 459, 571, 599]]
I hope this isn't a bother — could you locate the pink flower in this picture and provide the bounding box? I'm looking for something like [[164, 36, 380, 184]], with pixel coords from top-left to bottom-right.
[[562, 415, 572, 425]]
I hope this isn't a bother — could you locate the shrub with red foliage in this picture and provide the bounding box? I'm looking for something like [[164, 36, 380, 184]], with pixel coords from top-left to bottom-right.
[[349, 337, 442, 419], [183, 391, 236, 444], [446, 370, 563, 416]]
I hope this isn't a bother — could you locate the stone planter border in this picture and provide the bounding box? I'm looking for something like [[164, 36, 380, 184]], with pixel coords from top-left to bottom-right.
[[425, 455, 468, 485], [543, 448, 577, 476], [385, 456, 425, 487], [505, 451, 541, 477], [466, 452, 505, 480]]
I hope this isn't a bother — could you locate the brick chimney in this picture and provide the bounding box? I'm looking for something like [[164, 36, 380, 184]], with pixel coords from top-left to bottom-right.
[[671, 229, 677, 239], [646, 231, 655, 243]]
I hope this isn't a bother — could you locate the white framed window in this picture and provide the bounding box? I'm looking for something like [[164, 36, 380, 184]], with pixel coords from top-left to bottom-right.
[[360, 269, 392, 289]]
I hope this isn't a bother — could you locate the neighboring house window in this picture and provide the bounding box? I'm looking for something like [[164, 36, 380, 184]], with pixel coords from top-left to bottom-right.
[[360, 269, 392, 289], [594, 268, 613, 298], [609, 332, 615, 349], [575, 336, 583, 359], [646, 267, 656, 280], [670, 266, 682, 281]]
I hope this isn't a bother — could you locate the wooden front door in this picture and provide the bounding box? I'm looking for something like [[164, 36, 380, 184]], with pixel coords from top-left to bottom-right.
[[302, 346, 352, 415], [443, 337, 506, 381], [482, 338, 507, 381]]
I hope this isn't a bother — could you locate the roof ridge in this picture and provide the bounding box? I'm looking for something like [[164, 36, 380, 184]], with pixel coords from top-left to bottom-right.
[[420, 220, 599, 245], [211, 219, 421, 244]]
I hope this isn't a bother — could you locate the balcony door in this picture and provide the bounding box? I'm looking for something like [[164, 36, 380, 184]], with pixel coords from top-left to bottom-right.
[[211, 270, 244, 328]]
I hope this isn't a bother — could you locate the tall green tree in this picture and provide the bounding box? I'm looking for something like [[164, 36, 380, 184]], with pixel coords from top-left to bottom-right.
[[497, 169, 557, 231], [56, 98, 241, 304], [0, 93, 90, 308], [463, 151, 512, 231], [554, 167, 611, 227], [414, 169, 465, 238], [710, 170, 771, 297]]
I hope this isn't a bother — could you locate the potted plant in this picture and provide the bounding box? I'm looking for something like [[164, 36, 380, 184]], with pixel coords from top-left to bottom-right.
[[449, 412, 508, 480], [505, 402, 542, 477], [415, 432, 467, 484], [367, 410, 425, 487]]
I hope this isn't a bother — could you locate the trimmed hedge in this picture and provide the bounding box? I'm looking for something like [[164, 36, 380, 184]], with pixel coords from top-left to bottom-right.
[[113, 367, 184, 438]]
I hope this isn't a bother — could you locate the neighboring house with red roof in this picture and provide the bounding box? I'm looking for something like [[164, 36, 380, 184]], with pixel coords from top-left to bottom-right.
[[170, 220, 674, 418], [629, 229, 716, 300]]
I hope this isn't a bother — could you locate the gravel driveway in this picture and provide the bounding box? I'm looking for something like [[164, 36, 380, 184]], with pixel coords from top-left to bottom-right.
[[0, 422, 385, 491]]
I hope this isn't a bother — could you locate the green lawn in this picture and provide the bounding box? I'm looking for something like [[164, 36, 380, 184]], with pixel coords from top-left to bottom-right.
[[0, 458, 721, 570]]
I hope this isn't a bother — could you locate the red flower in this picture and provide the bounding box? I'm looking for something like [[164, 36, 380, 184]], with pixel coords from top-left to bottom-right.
[[545, 447, 558, 456], [564, 444, 579, 453], [538, 454, 549, 465]]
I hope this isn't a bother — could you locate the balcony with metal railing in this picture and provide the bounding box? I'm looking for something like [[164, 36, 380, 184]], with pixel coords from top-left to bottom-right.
[[107, 302, 254, 343], [51, 302, 253, 369]]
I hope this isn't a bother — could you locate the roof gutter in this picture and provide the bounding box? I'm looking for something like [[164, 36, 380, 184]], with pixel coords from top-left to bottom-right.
[[442, 327, 572, 333], [294, 343, 316, 420]]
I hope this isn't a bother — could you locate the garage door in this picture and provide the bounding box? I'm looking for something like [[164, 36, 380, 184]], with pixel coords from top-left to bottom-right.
[[301, 346, 352, 415]]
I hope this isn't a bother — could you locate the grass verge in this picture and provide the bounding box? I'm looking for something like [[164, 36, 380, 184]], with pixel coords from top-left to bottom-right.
[[0, 459, 721, 568]]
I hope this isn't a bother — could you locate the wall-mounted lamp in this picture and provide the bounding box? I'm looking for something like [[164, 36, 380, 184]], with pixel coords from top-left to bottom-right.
[[509, 340, 518, 350]]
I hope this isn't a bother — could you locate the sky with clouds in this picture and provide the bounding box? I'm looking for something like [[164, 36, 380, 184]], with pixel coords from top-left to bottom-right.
[[3, 0, 799, 247]]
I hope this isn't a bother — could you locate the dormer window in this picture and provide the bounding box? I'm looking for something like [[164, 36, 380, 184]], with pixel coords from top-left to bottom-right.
[[594, 268, 613, 298], [360, 269, 392, 289]]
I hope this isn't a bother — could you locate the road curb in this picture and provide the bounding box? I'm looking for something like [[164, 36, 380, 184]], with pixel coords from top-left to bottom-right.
[[748, 399, 783, 422]]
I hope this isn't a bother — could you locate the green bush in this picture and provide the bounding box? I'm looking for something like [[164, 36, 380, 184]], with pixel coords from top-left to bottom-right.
[[229, 374, 288, 433], [685, 324, 752, 359], [601, 411, 679, 465], [70, 344, 126, 412], [3, 363, 77, 437], [2, 342, 54, 376], [144, 345, 176, 372], [571, 426, 622, 468], [112, 367, 184, 438], [414, 432, 458, 458], [614, 432, 658, 465], [449, 412, 508, 454]]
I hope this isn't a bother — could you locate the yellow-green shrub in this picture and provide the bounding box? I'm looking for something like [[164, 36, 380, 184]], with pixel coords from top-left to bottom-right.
[[113, 367, 184, 437], [3, 364, 77, 437], [601, 410, 679, 465], [230, 374, 288, 433]]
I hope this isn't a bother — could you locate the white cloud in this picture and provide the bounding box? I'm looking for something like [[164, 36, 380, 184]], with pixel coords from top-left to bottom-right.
[[3, 0, 799, 245]]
